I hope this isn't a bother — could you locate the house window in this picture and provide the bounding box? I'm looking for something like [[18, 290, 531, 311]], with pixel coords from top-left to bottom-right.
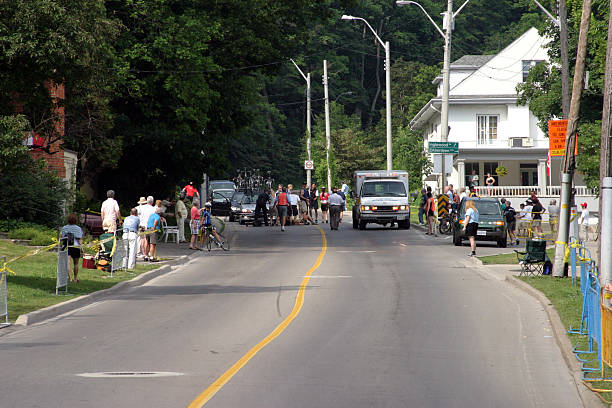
[[477, 115, 498, 145], [520, 163, 538, 186], [465, 162, 479, 187], [522, 60, 543, 81]]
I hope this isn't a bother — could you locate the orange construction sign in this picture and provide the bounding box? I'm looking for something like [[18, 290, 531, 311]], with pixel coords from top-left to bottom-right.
[[548, 119, 577, 157]]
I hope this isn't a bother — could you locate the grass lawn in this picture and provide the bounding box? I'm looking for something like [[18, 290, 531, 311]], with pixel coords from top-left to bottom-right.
[[518, 275, 612, 401], [0, 240, 159, 322], [478, 248, 555, 265]]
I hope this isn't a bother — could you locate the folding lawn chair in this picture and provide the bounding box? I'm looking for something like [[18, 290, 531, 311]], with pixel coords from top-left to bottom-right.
[[514, 239, 548, 276]]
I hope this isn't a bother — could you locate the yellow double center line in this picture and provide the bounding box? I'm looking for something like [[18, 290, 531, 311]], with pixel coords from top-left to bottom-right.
[[187, 226, 327, 407]]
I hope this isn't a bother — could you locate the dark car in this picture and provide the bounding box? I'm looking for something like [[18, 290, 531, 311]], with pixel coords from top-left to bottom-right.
[[228, 191, 245, 222], [209, 180, 236, 196], [210, 190, 234, 216], [453, 197, 507, 248]]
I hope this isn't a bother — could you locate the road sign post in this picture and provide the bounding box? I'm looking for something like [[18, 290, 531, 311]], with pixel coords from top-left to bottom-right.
[[428, 142, 459, 154]]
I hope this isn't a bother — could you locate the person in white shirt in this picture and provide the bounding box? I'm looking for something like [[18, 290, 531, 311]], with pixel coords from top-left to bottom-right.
[[459, 187, 467, 202], [176, 195, 188, 242], [289, 192, 300, 225], [548, 199, 560, 236], [579, 202, 590, 241], [328, 187, 345, 230], [138, 196, 155, 257], [101, 190, 122, 233]]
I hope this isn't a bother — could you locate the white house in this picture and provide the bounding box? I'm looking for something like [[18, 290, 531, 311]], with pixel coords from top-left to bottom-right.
[[410, 27, 592, 205]]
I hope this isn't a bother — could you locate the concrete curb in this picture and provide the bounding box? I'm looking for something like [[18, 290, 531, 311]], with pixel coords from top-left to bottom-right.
[[14, 254, 191, 327], [505, 275, 604, 408]]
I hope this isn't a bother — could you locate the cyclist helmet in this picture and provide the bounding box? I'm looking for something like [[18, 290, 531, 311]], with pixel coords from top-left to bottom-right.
[[204, 202, 212, 208]]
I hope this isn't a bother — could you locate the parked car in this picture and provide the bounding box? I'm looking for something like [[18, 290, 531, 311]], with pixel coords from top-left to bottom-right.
[[210, 190, 233, 216], [237, 193, 263, 225], [228, 191, 245, 222], [453, 197, 507, 248]]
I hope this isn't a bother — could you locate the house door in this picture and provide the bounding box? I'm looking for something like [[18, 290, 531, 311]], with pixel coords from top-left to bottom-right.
[[465, 162, 479, 187], [520, 163, 538, 186], [484, 162, 499, 185]]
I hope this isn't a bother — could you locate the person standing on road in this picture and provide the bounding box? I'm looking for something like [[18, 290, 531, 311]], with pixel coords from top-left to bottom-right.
[[336, 187, 346, 222], [424, 191, 436, 236], [319, 187, 330, 224], [101, 190, 122, 233], [463, 200, 479, 257], [289, 189, 299, 225], [255, 189, 270, 226], [309, 183, 319, 224], [418, 188, 427, 225], [275, 186, 290, 231], [328, 187, 344, 230], [299, 184, 310, 224], [459, 187, 467, 202], [123, 208, 140, 269], [146, 207, 162, 262], [176, 194, 188, 242]]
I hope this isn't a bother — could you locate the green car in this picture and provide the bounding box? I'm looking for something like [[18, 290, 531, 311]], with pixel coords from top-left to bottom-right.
[[453, 197, 507, 248]]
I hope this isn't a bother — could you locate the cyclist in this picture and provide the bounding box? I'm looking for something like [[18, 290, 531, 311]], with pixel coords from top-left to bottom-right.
[[200, 202, 224, 247]]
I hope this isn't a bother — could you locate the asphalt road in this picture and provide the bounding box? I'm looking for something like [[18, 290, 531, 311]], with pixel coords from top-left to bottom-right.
[[0, 220, 583, 407]]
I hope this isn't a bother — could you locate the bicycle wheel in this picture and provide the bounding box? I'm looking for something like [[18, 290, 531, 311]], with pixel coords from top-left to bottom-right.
[[218, 234, 230, 251], [439, 218, 452, 235], [206, 235, 212, 252]]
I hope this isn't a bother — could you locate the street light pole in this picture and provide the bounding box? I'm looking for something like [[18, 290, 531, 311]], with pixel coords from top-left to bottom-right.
[[324, 59, 332, 190], [290, 59, 312, 188], [397, 0, 470, 192], [342, 15, 392, 171]]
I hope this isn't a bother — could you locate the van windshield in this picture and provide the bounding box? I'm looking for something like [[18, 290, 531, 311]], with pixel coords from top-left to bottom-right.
[[361, 181, 407, 197], [211, 182, 235, 190]]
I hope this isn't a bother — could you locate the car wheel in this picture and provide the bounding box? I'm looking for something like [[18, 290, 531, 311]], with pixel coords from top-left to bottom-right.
[[497, 236, 507, 248], [453, 232, 462, 246], [398, 220, 409, 229]]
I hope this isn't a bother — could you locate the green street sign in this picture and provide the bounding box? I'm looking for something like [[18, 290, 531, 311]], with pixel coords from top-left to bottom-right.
[[428, 142, 459, 154]]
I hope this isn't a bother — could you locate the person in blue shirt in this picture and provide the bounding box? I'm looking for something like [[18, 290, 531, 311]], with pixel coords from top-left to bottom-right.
[[123, 208, 140, 269], [146, 207, 162, 262], [463, 200, 480, 257], [199, 203, 223, 246]]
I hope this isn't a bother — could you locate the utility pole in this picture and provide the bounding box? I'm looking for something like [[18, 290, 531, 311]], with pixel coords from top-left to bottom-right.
[[553, 0, 592, 277], [397, 0, 470, 191], [598, 0, 612, 286], [559, 0, 570, 118], [290, 59, 312, 188], [532, 0, 570, 116], [323, 60, 332, 190], [440, 0, 453, 192]]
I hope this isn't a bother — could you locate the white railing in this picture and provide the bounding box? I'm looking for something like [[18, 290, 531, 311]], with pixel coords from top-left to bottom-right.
[[477, 185, 594, 197]]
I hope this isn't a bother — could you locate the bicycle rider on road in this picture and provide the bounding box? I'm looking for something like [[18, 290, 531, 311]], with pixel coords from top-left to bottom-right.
[[200, 202, 223, 246]]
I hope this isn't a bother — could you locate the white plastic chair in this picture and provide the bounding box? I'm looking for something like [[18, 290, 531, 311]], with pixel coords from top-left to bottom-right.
[[161, 219, 180, 244]]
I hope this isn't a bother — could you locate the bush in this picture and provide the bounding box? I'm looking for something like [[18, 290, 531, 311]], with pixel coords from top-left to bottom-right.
[[0, 220, 41, 232], [8, 227, 40, 240], [30, 230, 56, 246], [7, 226, 57, 246]]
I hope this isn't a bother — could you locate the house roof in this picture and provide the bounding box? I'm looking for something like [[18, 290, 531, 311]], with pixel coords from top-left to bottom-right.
[[451, 55, 495, 68]]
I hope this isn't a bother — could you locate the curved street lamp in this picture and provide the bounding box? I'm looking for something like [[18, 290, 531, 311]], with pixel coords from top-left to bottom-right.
[[342, 15, 392, 171]]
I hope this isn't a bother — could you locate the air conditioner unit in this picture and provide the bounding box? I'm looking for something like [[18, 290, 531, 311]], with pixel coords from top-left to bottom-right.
[[509, 137, 534, 147], [509, 138, 523, 147]]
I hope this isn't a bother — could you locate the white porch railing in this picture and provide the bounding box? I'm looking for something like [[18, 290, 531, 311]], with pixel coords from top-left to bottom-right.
[[478, 185, 594, 197]]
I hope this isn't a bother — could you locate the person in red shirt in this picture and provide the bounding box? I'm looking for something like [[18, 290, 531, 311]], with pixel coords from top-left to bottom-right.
[[182, 181, 200, 201], [274, 186, 290, 231], [319, 187, 330, 224]]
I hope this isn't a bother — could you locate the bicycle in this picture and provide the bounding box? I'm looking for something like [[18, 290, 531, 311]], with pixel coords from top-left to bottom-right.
[[202, 227, 230, 252], [438, 209, 458, 235]]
